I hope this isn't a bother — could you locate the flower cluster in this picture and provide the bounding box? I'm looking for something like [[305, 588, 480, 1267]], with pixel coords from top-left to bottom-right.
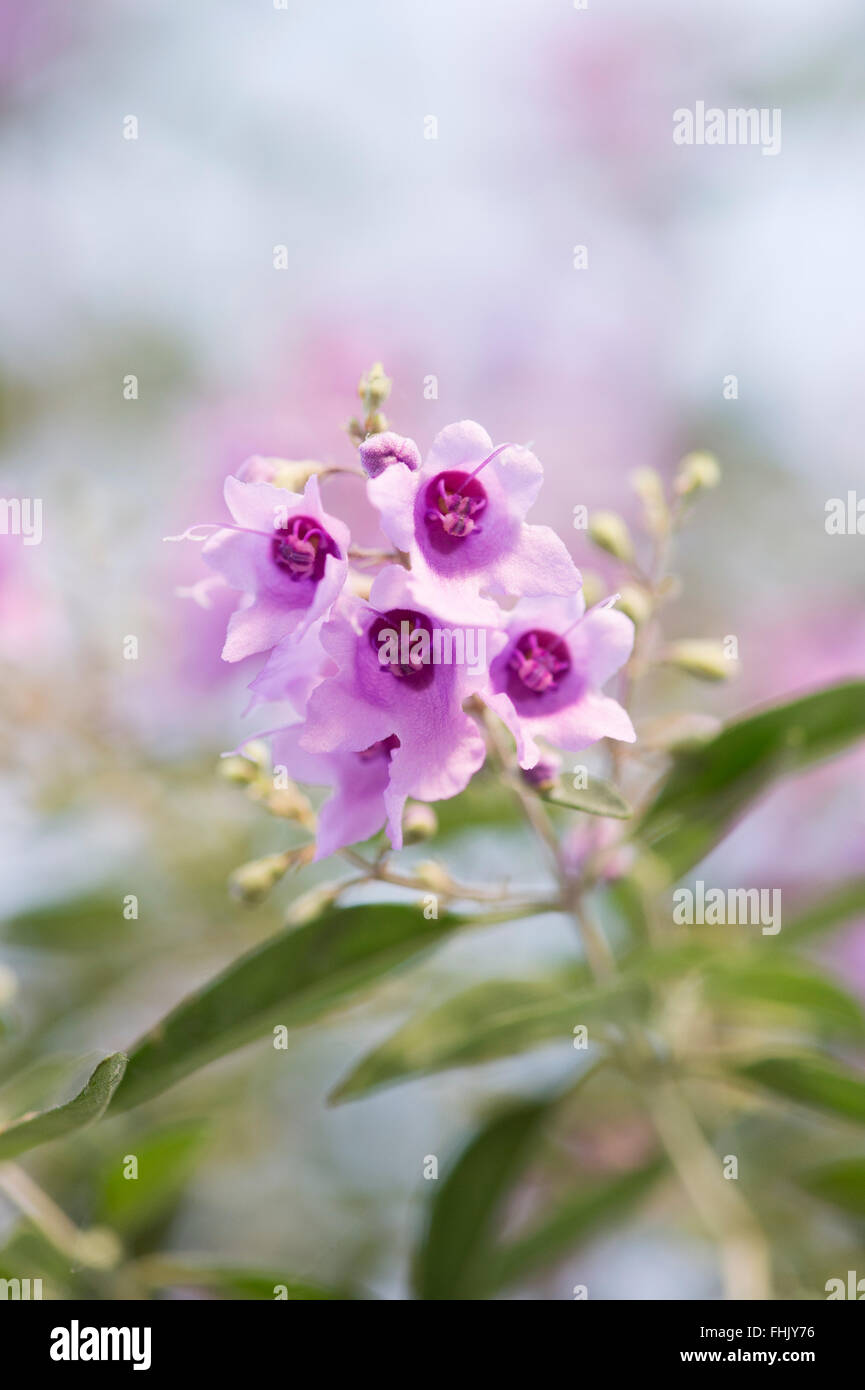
[[185, 417, 636, 858]]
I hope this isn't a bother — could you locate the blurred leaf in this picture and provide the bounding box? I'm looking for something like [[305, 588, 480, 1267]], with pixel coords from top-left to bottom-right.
[[97, 1121, 209, 1239], [483, 1158, 664, 1295], [1, 896, 127, 950], [703, 957, 865, 1041], [783, 878, 865, 943], [413, 1084, 659, 1300], [433, 774, 522, 837], [541, 776, 632, 819], [330, 974, 633, 1104], [799, 1158, 865, 1219], [413, 1097, 551, 1300], [0, 1054, 127, 1161], [111, 903, 472, 1113], [0, 1053, 103, 1125], [636, 682, 865, 881], [133, 1255, 343, 1300], [736, 1055, 865, 1124]]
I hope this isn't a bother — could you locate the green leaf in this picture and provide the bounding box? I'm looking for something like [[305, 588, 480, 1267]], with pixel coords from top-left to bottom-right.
[[111, 903, 472, 1113], [636, 682, 865, 881], [330, 974, 635, 1104], [97, 1121, 209, 1238], [133, 1255, 344, 1299], [413, 1085, 661, 1300], [542, 776, 632, 819], [413, 1098, 551, 1300], [483, 1159, 664, 1295], [799, 1158, 865, 1219], [1, 895, 127, 950], [0, 1054, 127, 1161], [736, 1055, 865, 1124], [702, 957, 865, 1041], [783, 878, 865, 944]]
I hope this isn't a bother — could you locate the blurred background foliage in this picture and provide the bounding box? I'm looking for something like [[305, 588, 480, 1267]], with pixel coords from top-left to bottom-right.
[[1, 0, 864, 1299]]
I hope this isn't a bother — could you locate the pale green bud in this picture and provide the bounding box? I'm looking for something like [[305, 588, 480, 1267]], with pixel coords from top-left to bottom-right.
[[402, 802, 438, 845], [675, 451, 721, 496], [616, 584, 652, 627], [664, 640, 738, 682], [588, 511, 634, 564]]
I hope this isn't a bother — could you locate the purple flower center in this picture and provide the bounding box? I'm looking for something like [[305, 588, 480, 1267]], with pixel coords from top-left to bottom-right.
[[508, 629, 571, 697], [271, 516, 338, 582], [368, 608, 435, 690], [423, 471, 487, 551], [357, 734, 400, 761]]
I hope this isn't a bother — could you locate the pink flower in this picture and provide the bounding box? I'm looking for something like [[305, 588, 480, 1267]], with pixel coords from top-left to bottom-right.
[[202, 474, 349, 662], [245, 618, 337, 718], [483, 592, 636, 768], [271, 724, 396, 860], [291, 566, 504, 850], [367, 421, 581, 608]]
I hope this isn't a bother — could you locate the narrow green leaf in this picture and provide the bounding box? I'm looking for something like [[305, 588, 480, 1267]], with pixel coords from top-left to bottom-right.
[[133, 1255, 344, 1300], [330, 974, 637, 1104], [111, 903, 471, 1113], [799, 1158, 865, 1219], [413, 1098, 551, 1300], [736, 1055, 865, 1124], [0, 1054, 127, 1161], [542, 776, 632, 819], [483, 1158, 664, 1295], [783, 878, 865, 944], [97, 1121, 209, 1238], [637, 682, 865, 881], [703, 957, 865, 1041]]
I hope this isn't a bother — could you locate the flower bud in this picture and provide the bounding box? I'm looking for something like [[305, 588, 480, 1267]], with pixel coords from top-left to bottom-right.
[[616, 584, 652, 627], [236, 456, 324, 492], [285, 884, 341, 926], [75, 1227, 123, 1272], [588, 511, 634, 564], [521, 757, 560, 792], [630, 466, 669, 535], [358, 431, 421, 479], [219, 754, 260, 786], [358, 362, 392, 411], [664, 640, 738, 682], [229, 846, 313, 904], [578, 569, 606, 609], [402, 801, 438, 845], [675, 451, 720, 496], [413, 860, 453, 895], [271, 460, 325, 492]]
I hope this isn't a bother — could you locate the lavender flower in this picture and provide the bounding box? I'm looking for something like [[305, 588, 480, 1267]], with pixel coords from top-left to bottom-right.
[[483, 593, 636, 768], [367, 421, 581, 605], [202, 473, 349, 661]]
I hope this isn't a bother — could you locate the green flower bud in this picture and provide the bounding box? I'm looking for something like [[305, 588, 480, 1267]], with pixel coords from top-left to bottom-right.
[[578, 569, 606, 609], [664, 640, 738, 682], [675, 451, 721, 496], [271, 460, 325, 492], [616, 584, 652, 627], [402, 802, 438, 845], [358, 362, 392, 412], [219, 754, 260, 786], [588, 511, 634, 564], [229, 845, 313, 904], [630, 467, 669, 534]]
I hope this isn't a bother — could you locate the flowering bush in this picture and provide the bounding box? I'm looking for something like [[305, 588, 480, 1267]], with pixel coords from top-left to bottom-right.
[[3, 366, 865, 1303]]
